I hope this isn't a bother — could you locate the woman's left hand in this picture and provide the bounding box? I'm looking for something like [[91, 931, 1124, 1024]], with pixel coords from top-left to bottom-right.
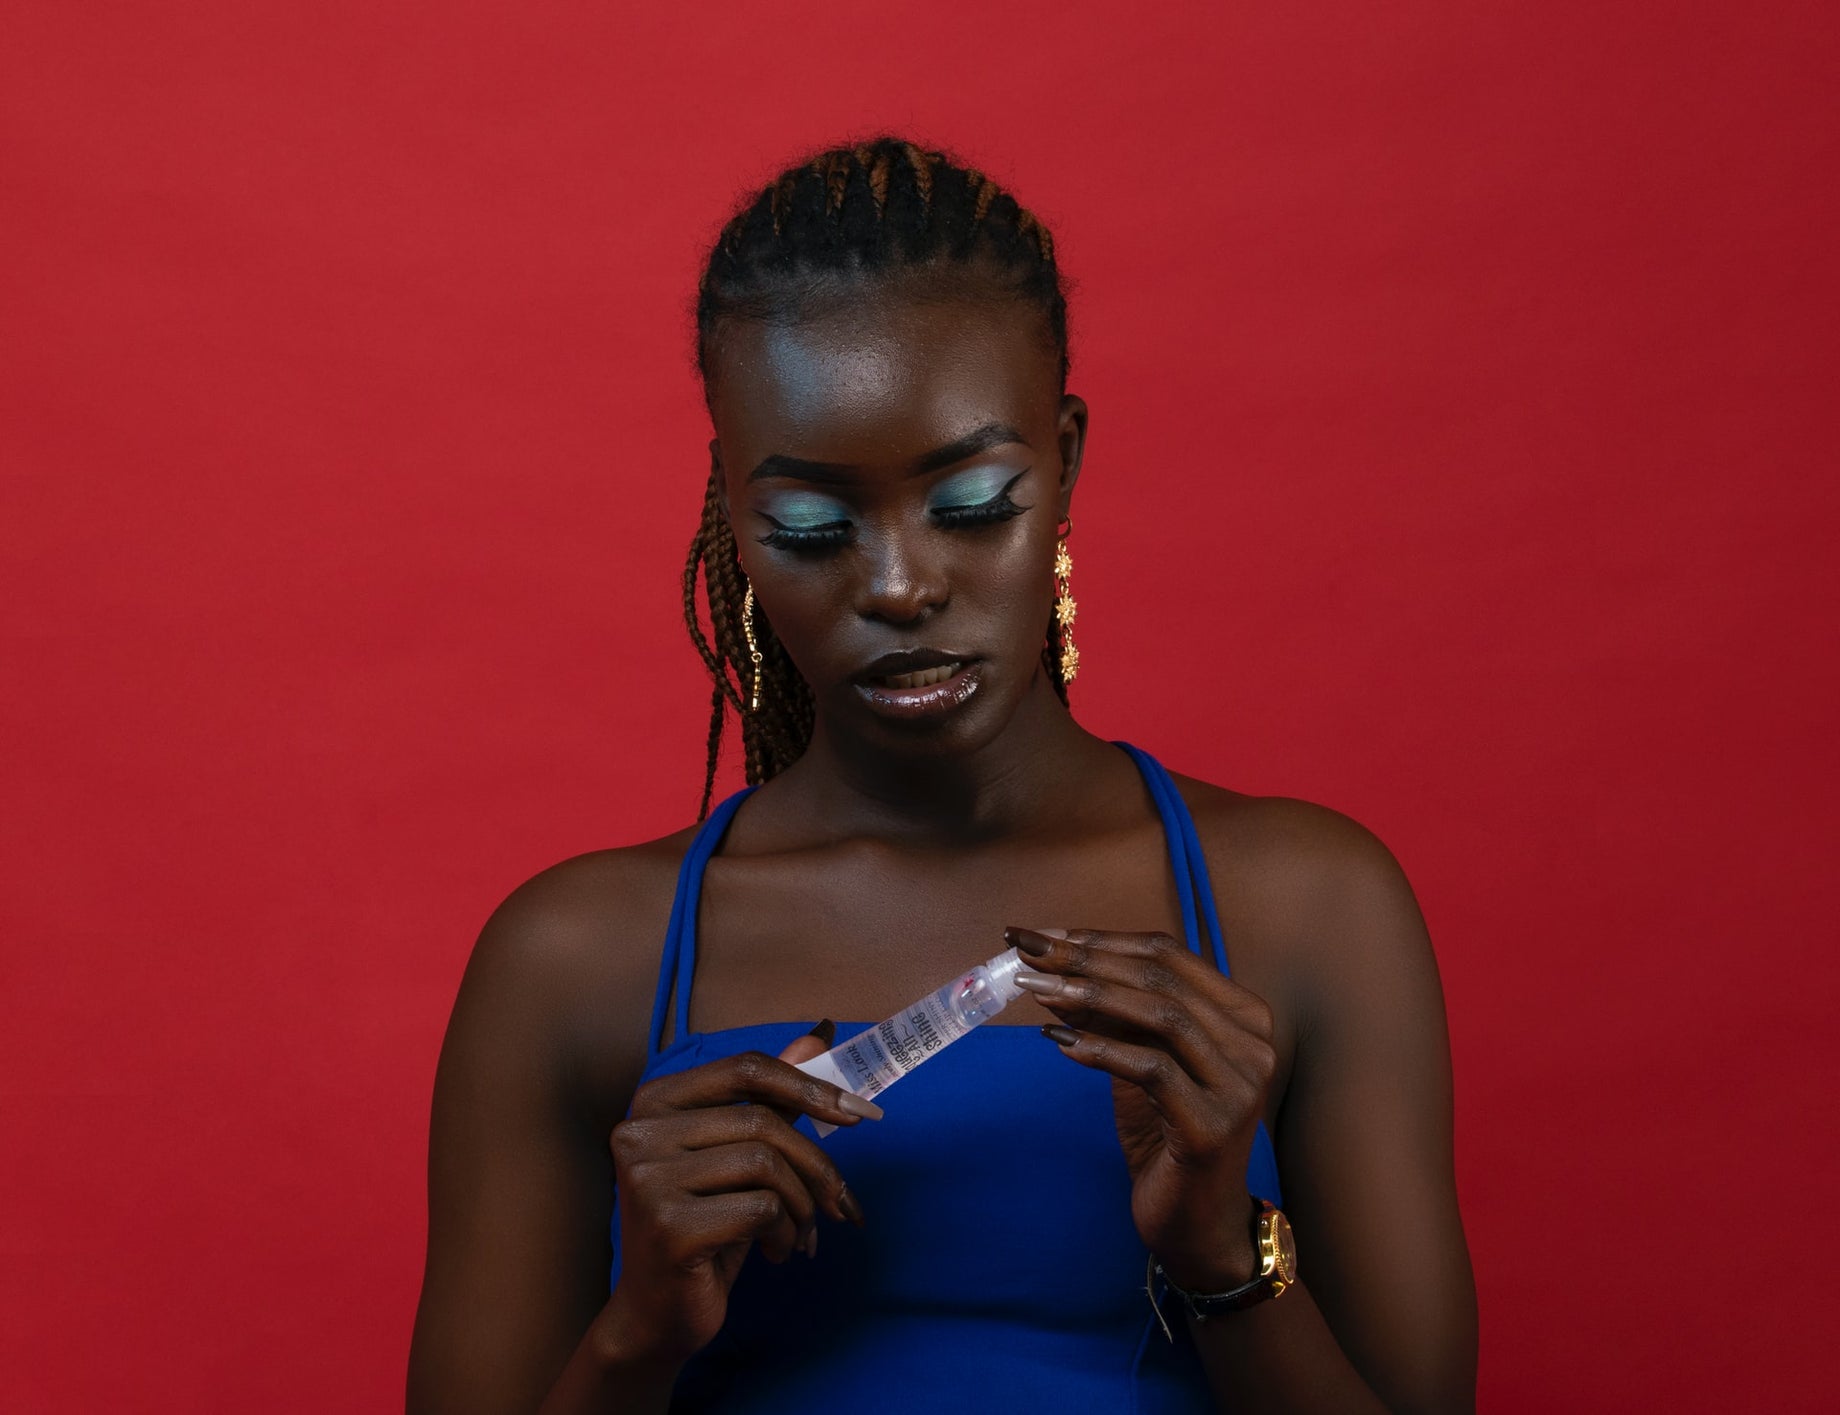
[[1004, 925, 1277, 1292]]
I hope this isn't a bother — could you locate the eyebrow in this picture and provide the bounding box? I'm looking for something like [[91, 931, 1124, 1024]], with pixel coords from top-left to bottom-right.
[[745, 421, 1030, 484]]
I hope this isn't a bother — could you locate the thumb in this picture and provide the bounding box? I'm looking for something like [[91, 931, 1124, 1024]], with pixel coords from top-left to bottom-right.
[[777, 1018, 837, 1068]]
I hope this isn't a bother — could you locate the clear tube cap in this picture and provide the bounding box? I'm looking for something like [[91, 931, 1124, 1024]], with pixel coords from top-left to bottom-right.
[[982, 946, 1032, 1007]]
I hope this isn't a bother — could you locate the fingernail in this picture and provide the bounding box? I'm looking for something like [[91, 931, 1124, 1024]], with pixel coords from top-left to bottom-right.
[[805, 1227, 820, 1258], [805, 1018, 837, 1047], [1037, 928, 1069, 940], [838, 1184, 866, 1227], [1042, 1024, 1080, 1046], [1006, 926, 1054, 957], [1014, 972, 1066, 996], [837, 1092, 884, 1121]]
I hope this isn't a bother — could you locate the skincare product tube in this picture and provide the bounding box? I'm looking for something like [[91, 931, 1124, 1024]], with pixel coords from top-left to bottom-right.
[[795, 947, 1032, 1137]]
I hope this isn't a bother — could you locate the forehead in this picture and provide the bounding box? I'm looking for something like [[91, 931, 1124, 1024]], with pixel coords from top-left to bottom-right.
[[707, 295, 1059, 471]]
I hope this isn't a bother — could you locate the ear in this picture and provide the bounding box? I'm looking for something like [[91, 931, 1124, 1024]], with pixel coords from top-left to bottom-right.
[[1054, 394, 1088, 522], [710, 438, 731, 528]]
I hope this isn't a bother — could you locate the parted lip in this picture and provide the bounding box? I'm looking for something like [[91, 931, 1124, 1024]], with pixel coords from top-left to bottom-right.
[[853, 648, 978, 684]]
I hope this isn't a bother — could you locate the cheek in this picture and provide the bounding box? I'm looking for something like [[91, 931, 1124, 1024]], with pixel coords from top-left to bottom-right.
[[749, 563, 849, 661], [978, 529, 1057, 637]]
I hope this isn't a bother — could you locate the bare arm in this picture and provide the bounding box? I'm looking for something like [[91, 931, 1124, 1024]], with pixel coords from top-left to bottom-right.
[[1188, 804, 1477, 1413], [406, 850, 876, 1415], [407, 856, 657, 1415]]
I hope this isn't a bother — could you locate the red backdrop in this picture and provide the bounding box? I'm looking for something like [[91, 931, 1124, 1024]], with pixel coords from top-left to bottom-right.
[[4, 3, 1834, 1410]]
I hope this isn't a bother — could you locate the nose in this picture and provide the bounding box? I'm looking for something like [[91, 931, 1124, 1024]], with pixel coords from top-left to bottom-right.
[[854, 526, 948, 626]]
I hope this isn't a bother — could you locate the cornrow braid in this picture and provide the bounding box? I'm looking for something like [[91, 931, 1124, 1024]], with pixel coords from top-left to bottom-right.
[[856, 143, 891, 214], [684, 137, 1072, 818], [903, 142, 934, 207]]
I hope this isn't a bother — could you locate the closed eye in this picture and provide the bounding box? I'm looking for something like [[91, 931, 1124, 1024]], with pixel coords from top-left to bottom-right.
[[931, 472, 1030, 528], [758, 514, 852, 553]]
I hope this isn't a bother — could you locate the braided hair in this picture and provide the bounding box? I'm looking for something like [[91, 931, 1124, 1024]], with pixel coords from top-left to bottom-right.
[[683, 138, 1073, 819]]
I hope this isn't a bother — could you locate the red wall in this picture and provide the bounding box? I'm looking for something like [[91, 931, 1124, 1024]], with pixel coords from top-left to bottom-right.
[[4, 3, 1834, 1410]]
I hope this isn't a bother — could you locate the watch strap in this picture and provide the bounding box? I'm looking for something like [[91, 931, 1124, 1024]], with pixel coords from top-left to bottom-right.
[[1154, 1256, 1288, 1315], [1143, 1200, 1292, 1338]]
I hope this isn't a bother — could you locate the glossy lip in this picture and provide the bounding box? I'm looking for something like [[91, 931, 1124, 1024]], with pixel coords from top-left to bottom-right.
[[853, 660, 983, 722], [852, 647, 980, 685]]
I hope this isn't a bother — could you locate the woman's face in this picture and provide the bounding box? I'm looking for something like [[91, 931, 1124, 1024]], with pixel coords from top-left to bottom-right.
[[707, 288, 1086, 762]]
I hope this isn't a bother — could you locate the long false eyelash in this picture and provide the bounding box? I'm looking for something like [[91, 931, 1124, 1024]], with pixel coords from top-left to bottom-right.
[[932, 496, 1029, 528], [758, 518, 852, 552], [931, 472, 1031, 528]]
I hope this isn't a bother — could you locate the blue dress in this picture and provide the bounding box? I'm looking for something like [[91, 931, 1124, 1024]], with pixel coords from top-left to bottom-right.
[[612, 743, 1283, 1412]]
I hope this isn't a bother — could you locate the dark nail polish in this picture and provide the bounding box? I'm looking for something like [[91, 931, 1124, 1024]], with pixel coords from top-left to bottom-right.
[[1042, 1024, 1080, 1046], [838, 1184, 866, 1227], [805, 1018, 837, 1047], [1007, 927, 1053, 957]]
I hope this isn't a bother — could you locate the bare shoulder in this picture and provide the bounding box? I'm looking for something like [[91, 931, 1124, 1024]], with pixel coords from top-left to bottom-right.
[[467, 827, 696, 986], [1170, 769, 1416, 885], [447, 823, 702, 1130], [1161, 770, 1437, 1018]]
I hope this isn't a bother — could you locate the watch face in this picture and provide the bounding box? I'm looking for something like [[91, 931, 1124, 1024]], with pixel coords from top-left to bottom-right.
[[1271, 1212, 1297, 1282]]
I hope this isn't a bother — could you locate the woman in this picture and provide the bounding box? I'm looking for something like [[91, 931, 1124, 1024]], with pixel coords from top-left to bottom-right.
[[408, 138, 1477, 1414]]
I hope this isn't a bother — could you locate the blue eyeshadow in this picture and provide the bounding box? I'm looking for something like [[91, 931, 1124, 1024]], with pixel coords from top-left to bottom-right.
[[927, 466, 1018, 511], [756, 491, 852, 529]]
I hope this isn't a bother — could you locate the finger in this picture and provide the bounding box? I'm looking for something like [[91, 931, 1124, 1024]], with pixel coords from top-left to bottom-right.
[[1008, 925, 1208, 985], [668, 1141, 819, 1257], [631, 1049, 884, 1126], [776, 1019, 837, 1069], [1040, 1025, 1221, 1142], [1035, 992, 1278, 1101], [1014, 969, 1235, 1090], [1007, 926, 1274, 1038], [616, 1105, 862, 1226], [660, 1188, 802, 1266], [768, 1022, 840, 1133], [1009, 926, 1248, 1080]]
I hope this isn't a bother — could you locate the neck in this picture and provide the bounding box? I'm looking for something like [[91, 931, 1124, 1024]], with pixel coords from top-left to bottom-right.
[[766, 674, 1118, 846]]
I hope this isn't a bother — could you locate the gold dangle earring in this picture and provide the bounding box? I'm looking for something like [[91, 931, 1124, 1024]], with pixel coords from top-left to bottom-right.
[[741, 584, 765, 712], [1054, 517, 1079, 683]]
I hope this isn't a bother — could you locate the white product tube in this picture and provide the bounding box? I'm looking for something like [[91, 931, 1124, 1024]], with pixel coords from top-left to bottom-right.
[[795, 947, 1032, 1137]]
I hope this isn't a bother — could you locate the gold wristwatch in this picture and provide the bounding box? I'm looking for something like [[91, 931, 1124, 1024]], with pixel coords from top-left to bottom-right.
[[1151, 1200, 1297, 1322]]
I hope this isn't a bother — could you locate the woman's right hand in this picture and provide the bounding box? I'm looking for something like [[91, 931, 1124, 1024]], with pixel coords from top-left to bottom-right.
[[600, 1032, 879, 1367]]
